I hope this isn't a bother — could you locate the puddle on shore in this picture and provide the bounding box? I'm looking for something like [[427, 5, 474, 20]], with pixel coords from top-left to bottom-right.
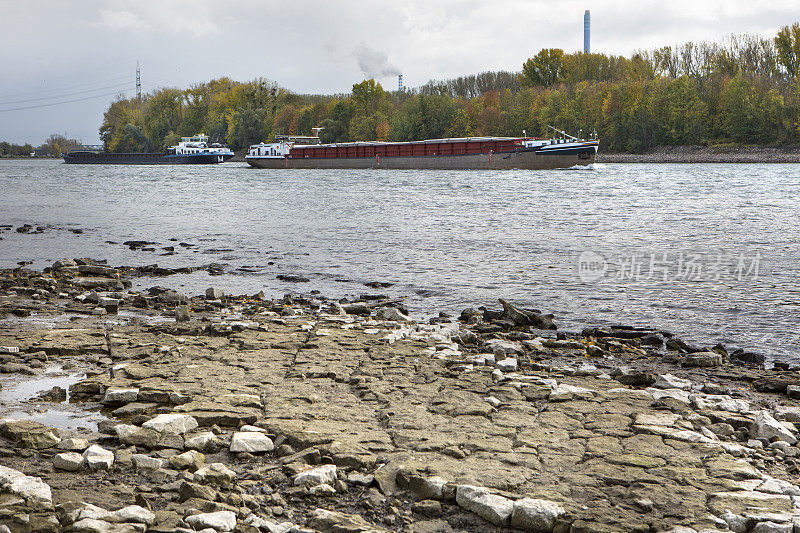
[[3, 408, 104, 432], [114, 309, 174, 324], [0, 364, 106, 431], [0, 311, 85, 329]]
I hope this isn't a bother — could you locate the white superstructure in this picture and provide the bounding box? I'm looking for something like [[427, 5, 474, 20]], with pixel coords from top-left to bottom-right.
[[170, 134, 234, 157], [246, 141, 292, 159]]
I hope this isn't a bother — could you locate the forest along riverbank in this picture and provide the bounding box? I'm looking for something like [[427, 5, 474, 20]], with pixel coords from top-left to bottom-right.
[[597, 144, 800, 163], [2, 261, 800, 532]]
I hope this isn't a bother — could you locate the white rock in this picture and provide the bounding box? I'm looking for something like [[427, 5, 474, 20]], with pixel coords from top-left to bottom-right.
[[229, 431, 274, 453], [374, 307, 410, 322], [243, 514, 295, 533], [484, 396, 501, 408], [575, 363, 600, 376], [758, 476, 800, 496], [455, 485, 513, 525], [511, 497, 566, 532], [141, 413, 198, 434], [101, 387, 139, 404], [469, 493, 514, 525], [522, 338, 546, 352], [654, 374, 692, 390], [495, 358, 518, 372], [0, 346, 19, 354], [106, 505, 156, 525], [309, 483, 337, 495], [775, 406, 800, 423], [75, 503, 111, 521], [184, 510, 237, 532], [293, 464, 337, 487], [83, 444, 114, 471], [549, 384, 595, 402], [68, 518, 122, 532], [751, 522, 792, 533], [53, 452, 83, 471], [0, 465, 52, 505], [692, 394, 750, 413], [721, 510, 747, 533], [131, 454, 165, 471], [632, 424, 716, 444], [194, 463, 236, 486], [753, 411, 797, 444], [412, 476, 448, 500], [634, 412, 681, 427], [239, 425, 267, 433], [185, 431, 221, 452], [647, 388, 691, 404], [57, 437, 89, 451], [485, 339, 523, 355]]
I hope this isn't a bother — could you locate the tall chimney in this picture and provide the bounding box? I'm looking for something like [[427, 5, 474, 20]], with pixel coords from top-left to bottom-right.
[[583, 10, 590, 53]]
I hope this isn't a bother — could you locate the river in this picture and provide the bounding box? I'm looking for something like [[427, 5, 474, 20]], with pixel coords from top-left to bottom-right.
[[1, 159, 798, 360]]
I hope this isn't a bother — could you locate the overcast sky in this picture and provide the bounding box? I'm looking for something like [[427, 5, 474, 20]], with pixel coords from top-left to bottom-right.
[[0, 0, 796, 145]]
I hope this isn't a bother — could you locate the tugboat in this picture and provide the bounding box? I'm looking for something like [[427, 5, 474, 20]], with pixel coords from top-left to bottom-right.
[[64, 134, 234, 164]]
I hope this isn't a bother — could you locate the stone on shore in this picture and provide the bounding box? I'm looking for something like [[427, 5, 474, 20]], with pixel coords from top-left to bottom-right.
[[408, 476, 448, 500], [511, 498, 566, 532], [309, 508, 389, 533], [131, 454, 164, 471], [294, 464, 337, 487], [229, 431, 274, 453], [654, 373, 693, 390], [0, 419, 60, 449], [141, 413, 198, 434], [106, 505, 155, 525], [455, 485, 513, 525], [205, 287, 225, 299], [53, 452, 84, 471], [114, 424, 160, 448], [101, 387, 139, 405], [168, 449, 205, 470], [185, 431, 223, 453], [682, 351, 723, 367], [184, 510, 237, 532], [0, 465, 52, 505], [374, 307, 410, 322], [752, 411, 798, 444], [175, 304, 190, 322], [194, 463, 236, 487], [83, 444, 114, 471]]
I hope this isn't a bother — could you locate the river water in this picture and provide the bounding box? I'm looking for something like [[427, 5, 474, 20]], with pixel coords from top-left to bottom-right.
[[1, 159, 798, 360]]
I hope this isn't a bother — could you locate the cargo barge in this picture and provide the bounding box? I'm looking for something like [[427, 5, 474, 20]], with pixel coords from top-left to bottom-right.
[[64, 134, 234, 165], [246, 133, 598, 170]]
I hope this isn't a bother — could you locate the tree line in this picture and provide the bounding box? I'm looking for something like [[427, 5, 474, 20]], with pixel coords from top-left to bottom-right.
[[97, 23, 800, 154], [0, 134, 81, 157]]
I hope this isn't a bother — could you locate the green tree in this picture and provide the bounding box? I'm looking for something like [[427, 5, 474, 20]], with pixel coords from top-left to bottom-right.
[[520, 49, 564, 87], [227, 107, 271, 149], [775, 22, 800, 78]]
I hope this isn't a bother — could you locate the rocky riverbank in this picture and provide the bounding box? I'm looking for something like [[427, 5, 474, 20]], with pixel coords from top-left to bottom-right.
[[596, 145, 800, 163], [1, 260, 800, 533]]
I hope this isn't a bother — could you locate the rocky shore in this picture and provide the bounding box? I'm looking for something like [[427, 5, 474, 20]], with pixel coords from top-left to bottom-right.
[[1, 260, 800, 533], [596, 145, 800, 163]]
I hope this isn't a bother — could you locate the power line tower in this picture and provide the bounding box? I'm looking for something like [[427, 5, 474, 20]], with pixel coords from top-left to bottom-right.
[[136, 61, 142, 99]]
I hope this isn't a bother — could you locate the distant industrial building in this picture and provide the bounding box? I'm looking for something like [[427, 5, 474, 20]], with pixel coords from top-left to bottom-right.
[[583, 10, 590, 53]]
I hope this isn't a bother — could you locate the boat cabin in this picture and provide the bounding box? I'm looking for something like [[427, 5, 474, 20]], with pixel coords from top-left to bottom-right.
[[170, 134, 232, 156], [247, 142, 292, 159]]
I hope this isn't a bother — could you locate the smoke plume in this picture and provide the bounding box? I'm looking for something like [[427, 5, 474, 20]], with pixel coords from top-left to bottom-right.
[[354, 42, 401, 79]]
